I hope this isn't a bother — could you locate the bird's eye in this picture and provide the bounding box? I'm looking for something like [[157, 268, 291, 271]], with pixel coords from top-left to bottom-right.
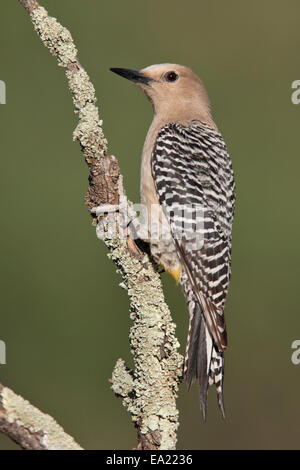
[[164, 71, 179, 83]]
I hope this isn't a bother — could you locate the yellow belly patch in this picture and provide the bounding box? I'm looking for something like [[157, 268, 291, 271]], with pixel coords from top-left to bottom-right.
[[165, 266, 181, 284]]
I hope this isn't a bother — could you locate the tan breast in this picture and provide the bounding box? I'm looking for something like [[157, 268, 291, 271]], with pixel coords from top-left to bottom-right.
[[140, 117, 162, 227]]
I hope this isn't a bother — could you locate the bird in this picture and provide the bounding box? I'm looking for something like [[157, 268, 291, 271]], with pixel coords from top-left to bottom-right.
[[110, 64, 235, 419]]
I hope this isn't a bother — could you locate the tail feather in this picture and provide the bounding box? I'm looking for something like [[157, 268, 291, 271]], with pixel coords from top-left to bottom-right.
[[184, 295, 225, 419], [209, 345, 225, 418]]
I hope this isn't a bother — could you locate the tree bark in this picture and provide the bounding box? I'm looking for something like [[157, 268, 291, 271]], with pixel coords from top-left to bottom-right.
[[3, 0, 184, 450], [0, 383, 82, 450]]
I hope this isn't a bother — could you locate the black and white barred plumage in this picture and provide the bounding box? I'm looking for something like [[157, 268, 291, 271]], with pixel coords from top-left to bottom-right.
[[151, 121, 235, 418]]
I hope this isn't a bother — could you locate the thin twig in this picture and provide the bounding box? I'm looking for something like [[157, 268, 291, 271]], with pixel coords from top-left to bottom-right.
[[0, 383, 82, 450]]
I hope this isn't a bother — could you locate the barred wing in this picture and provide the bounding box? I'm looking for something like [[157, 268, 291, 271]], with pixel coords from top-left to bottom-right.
[[151, 121, 235, 350]]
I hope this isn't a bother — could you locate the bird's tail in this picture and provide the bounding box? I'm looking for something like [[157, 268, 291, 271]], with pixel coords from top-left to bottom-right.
[[183, 292, 225, 420]]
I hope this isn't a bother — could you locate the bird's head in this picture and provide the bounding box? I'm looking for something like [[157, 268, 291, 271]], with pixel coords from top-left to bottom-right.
[[110, 63, 214, 125]]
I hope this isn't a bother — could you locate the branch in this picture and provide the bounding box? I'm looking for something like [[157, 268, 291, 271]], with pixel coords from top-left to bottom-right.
[[0, 383, 82, 450], [16, 0, 183, 450]]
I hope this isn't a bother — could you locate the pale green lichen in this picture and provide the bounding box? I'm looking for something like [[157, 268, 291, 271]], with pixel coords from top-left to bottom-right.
[[73, 102, 107, 157], [111, 359, 134, 397], [97, 210, 183, 449], [101, 217, 183, 450], [30, 7, 77, 67], [2, 386, 82, 450], [30, 6, 107, 159], [68, 69, 97, 110], [27, 3, 182, 450]]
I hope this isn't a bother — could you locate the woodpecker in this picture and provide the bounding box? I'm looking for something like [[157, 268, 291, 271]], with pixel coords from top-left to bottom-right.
[[110, 64, 235, 419]]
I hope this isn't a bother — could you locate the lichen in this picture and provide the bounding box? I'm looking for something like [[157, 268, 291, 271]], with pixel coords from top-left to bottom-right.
[[2, 386, 82, 450], [30, 7, 77, 67], [30, 6, 107, 159], [26, 2, 183, 449], [102, 212, 183, 449]]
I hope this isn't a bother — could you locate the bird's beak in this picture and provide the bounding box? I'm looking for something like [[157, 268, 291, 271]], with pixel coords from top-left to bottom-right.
[[110, 68, 153, 86]]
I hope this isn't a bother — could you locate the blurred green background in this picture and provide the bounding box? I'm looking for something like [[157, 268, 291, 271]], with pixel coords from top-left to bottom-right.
[[1, 0, 300, 450]]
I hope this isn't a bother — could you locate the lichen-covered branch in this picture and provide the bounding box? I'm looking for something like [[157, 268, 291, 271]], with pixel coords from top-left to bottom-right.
[[0, 383, 82, 450], [17, 0, 183, 450]]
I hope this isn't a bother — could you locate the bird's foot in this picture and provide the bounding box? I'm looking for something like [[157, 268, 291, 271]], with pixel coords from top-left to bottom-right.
[[90, 196, 145, 241]]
